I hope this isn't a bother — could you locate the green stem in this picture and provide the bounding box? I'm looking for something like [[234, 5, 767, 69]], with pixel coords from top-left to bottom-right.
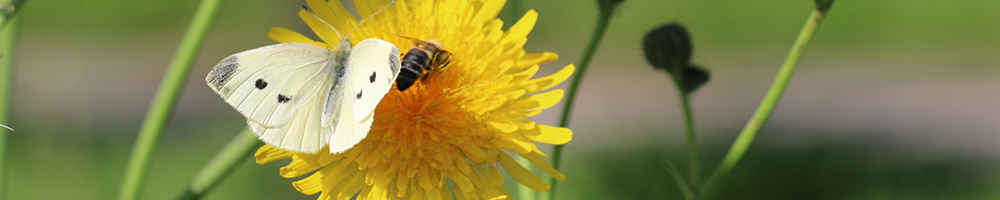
[[697, 7, 831, 200], [545, 5, 615, 200], [177, 128, 261, 200], [661, 159, 693, 200], [0, 6, 15, 200], [500, 0, 519, 30], [118, 0, 225, 199], [677, 88, 699, 192]]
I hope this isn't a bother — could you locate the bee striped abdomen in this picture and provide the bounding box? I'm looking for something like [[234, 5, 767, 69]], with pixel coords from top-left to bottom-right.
[[398, 48, 431, 91], [396, 38, 451, 92]]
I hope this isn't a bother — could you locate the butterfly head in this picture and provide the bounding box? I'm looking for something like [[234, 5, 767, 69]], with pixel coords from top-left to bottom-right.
[[333, 38, 352, 56]]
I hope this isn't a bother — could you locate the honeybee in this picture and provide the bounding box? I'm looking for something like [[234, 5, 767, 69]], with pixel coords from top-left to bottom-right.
[[397, 38, 451, 91]]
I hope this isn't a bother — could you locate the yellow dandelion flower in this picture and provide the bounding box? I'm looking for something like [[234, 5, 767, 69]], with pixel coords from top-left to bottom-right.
[[254, 0, 575, 199]]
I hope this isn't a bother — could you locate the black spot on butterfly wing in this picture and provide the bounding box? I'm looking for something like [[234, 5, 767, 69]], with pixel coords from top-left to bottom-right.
[[370, 71, 377, 83], [255, 79, 268, 89], [208, 56, 239, 89], [277, 94, 291, 103], [356, 90, 363, 99]]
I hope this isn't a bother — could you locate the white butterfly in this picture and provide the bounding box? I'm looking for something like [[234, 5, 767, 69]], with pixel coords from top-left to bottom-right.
[[205, 3, 400, 154]]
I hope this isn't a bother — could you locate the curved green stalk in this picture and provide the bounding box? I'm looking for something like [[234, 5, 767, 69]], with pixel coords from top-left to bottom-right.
[[677, 88, 699, 192], [177, 128, 261, 200], [545, 4, 615, 200], [0, 5, 16, 199], [697, 6, 833, 200], [118, 0, 225, 199]]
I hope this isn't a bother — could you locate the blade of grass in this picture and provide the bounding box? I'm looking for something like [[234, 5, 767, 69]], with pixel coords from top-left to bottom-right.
[[118, 0, 226, 199], [544, 1, 619, 200], [0, 2, 16, 198], [661, 159, 693, 200], [697, 3, 834, 200], [177, 128, 261, 200]]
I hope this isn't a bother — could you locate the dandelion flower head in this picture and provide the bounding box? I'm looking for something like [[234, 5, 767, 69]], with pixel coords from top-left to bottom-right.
[[255, 0, 576, 199]]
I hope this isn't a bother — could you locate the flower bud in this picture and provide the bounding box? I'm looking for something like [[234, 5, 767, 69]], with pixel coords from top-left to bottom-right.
[[643, 23, 710, 94], [814, 0, 835, 12], [642, 23, 692, 74], [680, 64, 710, 93], [598, 0, 626, 13]]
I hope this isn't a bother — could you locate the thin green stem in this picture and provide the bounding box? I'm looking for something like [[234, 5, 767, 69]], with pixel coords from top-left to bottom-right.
[[669, 61, 700, 198], [661, 159, 693, 200], [678, 88, 699, 191], [500, 0, 519, 30], [177, 128, 262, 200], [697, 7, 831, 200], [0, 5, 15, 200], [118, 0, 225, 199], [545, 6, 615, 200], [448, 179, 458, 200]]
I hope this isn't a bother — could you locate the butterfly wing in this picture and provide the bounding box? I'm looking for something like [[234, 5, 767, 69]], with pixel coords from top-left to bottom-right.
[[347, 39, 402, 121], [324, 38, 401, 154], [206, 43, 335, 153]]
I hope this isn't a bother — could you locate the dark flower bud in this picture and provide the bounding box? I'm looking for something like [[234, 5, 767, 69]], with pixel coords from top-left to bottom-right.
[[814, 0, 835, 12], [643, 23, 710, 94], [598, 0, 626, 13], [642, 23, 692, 74], [680, 64, 710, 93]]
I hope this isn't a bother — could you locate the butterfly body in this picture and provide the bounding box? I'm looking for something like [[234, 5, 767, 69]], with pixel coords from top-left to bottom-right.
[[207, 38, 401, 154], [397, 39, 450, 91]]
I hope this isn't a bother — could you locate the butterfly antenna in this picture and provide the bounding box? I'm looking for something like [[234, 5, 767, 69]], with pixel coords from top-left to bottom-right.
[[0, 123, 13, 131], [302, 5, 344, 38], [346, 0, 397, 39]]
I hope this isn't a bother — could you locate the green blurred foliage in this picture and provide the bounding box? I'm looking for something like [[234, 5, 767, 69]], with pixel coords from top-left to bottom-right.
[[556, 142, 1000, 200]]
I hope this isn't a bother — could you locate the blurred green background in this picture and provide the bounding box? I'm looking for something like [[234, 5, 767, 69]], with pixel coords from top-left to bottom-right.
[[5, 0, 1000, 199]]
